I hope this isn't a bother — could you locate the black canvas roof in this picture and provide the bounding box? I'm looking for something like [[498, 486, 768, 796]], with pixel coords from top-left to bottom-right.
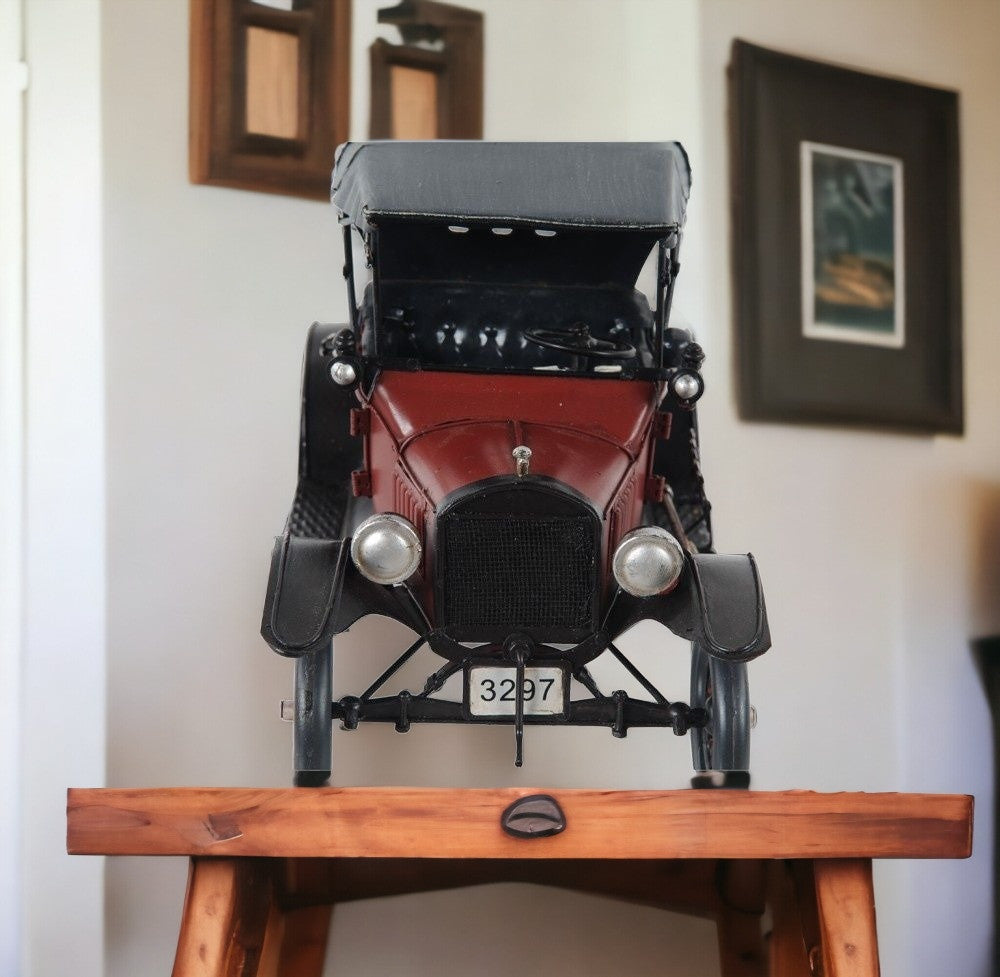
[[331, 141, 690, 232]]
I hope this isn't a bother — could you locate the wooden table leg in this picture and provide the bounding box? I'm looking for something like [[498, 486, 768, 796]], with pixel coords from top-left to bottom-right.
[[766, 862, 811, 977], [172, 858, 283, 977], [276, 904, 333, 977], [172, 858, 332, 977], [812, 859, 880, 977], [718, 908, 767, 977], [716, 860, 767, 977], [779, 859, 880, 977]]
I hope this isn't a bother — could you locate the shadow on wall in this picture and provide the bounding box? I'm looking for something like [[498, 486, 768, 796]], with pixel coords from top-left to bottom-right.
[[974, 632, 1000, 977], [969, 481, 1000, 637], [902, 474, 1000, 977], [970, 483, 1000, 977]]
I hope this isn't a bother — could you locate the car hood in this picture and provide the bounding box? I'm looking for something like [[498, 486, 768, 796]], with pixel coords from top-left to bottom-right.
[[368, 370, 659, 513]]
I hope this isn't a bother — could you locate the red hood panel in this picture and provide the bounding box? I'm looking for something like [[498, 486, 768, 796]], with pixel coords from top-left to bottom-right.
[[366, 370, 657, 533], [370, 370, 658, 455], [401, 421, 633, 510]]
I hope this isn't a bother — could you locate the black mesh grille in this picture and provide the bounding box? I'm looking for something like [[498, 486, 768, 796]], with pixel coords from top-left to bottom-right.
[[443, 513, 597, 631]]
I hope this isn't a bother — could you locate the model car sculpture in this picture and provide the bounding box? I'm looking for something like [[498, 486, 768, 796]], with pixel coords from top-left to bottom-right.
[[262, 142, 770, 786]]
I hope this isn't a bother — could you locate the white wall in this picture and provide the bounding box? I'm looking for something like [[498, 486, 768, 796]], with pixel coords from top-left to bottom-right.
[[0, 2, 26, 971], [18, 1, 106, 976], [88, 1, 1000, 976]]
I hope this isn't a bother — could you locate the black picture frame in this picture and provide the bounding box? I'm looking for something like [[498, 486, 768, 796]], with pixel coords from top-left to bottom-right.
[[731, 40, 963, 433]]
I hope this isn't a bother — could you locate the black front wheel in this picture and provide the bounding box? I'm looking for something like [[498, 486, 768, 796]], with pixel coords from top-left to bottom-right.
[[293, 643, 332, 786], [689, 643, 750, 774]]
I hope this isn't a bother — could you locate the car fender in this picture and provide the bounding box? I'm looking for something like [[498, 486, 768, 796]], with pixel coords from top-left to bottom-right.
[[606, 552, 770, 662], [261, 533, 350, 656], [261, 532, 426, 657]]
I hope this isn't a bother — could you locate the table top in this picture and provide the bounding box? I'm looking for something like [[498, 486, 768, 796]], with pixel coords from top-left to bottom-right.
[[66, 787, 973, 861]]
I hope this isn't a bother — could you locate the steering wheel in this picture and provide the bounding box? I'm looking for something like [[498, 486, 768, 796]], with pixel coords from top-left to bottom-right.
[[522, 322, 636, 360]]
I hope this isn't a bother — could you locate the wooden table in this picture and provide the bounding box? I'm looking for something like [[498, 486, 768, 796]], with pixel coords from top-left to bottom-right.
[[67, 787, 973, 977]]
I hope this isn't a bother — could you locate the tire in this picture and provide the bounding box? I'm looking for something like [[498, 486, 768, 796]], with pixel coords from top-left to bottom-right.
[[293, 642, 332, 787], [689, 642, 750, 774]]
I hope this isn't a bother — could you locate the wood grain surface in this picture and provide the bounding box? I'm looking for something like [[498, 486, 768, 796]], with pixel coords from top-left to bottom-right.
[[66, 788, 972, 861]]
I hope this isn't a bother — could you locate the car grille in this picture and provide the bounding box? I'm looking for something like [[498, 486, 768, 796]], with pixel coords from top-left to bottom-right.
[[441, 510, 599, 636]]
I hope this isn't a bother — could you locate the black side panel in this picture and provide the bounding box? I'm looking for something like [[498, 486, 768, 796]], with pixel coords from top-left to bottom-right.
[[651, 328, 713, 552], [300, 321, 362, 491], [606, 553, 770, 663], [261, 323, 361, 657], [652, 409, 713, 552]]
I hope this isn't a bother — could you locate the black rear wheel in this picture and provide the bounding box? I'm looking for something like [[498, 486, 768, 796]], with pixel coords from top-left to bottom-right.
[[689, 643, 750, 774]]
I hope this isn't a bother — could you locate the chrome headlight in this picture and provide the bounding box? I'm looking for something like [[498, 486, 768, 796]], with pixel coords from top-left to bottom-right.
[[350, 513, 422, 585], [612, 526, 685, 597]]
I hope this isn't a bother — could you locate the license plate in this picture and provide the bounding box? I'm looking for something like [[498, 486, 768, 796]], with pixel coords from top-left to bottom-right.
[[467, 665, 567, 718]]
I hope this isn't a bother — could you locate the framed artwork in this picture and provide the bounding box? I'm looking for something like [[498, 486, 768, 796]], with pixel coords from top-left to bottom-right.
[[369, 0, 484, 140], [731, 41, 962, 433], [190, 0, 351, 201]]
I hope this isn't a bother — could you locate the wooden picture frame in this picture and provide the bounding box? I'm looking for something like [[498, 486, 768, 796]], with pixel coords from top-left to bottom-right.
[[190, 0, 351, 201], [369, 0, 483, 140], [731, 40, 963, 433], [370, 39, 446, 140]]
